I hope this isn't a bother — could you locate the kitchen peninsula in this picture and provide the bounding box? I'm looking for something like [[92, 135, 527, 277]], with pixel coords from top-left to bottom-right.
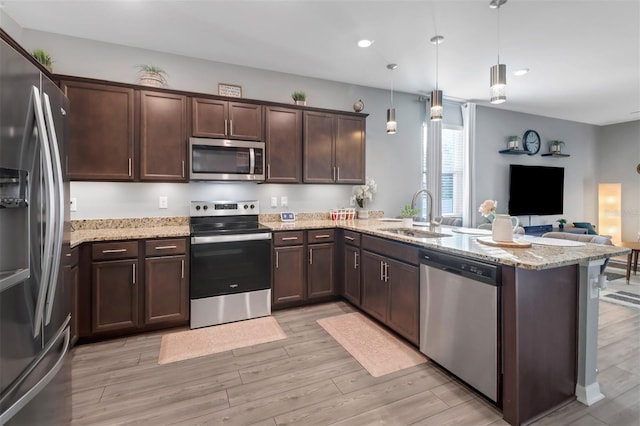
[[71, 217, 629, 426]]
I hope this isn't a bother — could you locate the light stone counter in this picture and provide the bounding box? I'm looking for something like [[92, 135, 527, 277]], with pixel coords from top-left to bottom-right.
[[261, 219, 630, 271], [70, 217, 189, 248]]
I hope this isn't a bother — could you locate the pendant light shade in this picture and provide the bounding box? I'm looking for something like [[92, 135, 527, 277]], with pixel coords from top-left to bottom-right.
[[386, 63, 397, 134], [490, 63, 507, 104], [430, 90, 443, 121], [489, 0, 507, 104], [386, 108, 397, 134], [430, 35, 444, 121]]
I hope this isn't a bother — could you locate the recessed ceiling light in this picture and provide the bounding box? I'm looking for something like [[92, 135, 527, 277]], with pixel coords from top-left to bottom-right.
[[513, 68, 530, 76], [357, 39, 373, 48]]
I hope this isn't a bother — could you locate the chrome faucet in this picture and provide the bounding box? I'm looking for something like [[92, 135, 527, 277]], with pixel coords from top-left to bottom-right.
[[410, 189, 434, 223]]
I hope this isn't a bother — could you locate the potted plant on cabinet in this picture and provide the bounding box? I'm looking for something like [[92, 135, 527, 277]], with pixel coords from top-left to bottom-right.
[[400, 203, 419, 227], [549, 140, 565, 154], [136, 64, 168, 88], [292, 91, 306, 106], [32, 49, 54, 73]]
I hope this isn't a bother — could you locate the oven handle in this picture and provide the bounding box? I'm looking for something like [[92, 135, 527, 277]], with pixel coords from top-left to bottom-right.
[[191, 233, 272, 245]]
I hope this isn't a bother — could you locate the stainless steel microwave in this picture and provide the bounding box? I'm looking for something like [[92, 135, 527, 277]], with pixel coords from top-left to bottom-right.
[[189, 138, 265, 181]]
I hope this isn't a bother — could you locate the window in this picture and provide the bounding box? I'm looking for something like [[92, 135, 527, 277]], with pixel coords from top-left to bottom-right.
[[441, 126, 464, 216]]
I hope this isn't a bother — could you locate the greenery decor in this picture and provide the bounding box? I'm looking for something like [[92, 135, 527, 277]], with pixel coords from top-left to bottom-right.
[[32, 49, 53, 71], [291, 91, 306, 102], [136, 64, 168, 87], [557, 218, 567, 229], [549, 140, 565, 153], [399, 203, 419, 218]]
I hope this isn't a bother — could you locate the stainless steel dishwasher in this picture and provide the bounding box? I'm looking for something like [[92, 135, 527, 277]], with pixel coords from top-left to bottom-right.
[[419, 249, 501, 402]]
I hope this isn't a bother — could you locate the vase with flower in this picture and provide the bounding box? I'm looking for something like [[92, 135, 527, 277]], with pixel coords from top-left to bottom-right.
[[351, 177, 377, 219], [478, 199, 519, 242]]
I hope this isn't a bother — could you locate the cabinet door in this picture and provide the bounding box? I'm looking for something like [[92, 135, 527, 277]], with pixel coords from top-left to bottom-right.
[[192, 98, 227, 138], [228, 102, 263, 141], [92, 259, 138, 333], [335, 115, 365, 184], [360, 251, 387, 323], [144, 255, 188, 324], [343, 245, 361, 306], [273, 246, 305, 305], [308, 243, 335, 299], [140, 91, 187, 181], [62, 81, 135, 181], [387, 258, 420, 345], [265, 106, 301, 183], [303, 111, 334, 183], [70, 264, 79, 346]]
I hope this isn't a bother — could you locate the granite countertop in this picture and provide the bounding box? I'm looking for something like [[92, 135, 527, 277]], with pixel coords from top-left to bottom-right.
[[70, 216, 630, 271], [262, 219, 630, 271]]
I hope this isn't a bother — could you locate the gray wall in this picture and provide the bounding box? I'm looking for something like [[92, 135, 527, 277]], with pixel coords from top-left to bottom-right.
[[7, 26, 637, 231], [596, 121, 640, 242]]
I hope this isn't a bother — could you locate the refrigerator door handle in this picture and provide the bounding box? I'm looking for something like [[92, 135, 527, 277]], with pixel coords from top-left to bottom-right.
[[0, 325, 70, 425], [29, 86, 55, 339], [42, 92, 65, 325]]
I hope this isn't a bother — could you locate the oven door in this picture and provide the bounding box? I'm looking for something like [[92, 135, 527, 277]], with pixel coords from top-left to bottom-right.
[[189, 138, 264, 181], [190, 233, 271, 299]]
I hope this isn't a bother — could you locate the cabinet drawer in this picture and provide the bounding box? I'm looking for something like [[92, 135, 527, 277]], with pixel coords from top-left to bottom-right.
[[145, 238, 187, 256], [361, 235, 419, 266], [92, 241, 139, 261], [308, 229, 335, 243], [343, 230, 361, 246], [274, 231, 305, 246]]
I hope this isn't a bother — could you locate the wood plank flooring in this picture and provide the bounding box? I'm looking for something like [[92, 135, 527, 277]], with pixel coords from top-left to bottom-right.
[[70, 300, 640, 425]]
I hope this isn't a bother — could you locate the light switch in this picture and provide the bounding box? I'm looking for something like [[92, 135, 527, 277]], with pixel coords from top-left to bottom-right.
[[159, 196, 168, 209], [271, 196, 278, 208], [70, 198, 77, 212], [281, 196, 288, 208]]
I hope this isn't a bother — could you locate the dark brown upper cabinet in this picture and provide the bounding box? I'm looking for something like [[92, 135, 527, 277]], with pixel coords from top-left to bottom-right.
[[264, 106, 302, 183], [62, 81, 135, 181], [139, 91, 188, 182], [303, 111, 365, 184], [192, 98, 262, 141]]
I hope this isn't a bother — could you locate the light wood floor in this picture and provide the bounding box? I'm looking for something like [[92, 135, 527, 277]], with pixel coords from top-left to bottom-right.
[[70, 300, 640, 426]]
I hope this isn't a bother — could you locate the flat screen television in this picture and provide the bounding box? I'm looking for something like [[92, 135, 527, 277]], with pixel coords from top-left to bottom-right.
[[508, 165, 564, 216]]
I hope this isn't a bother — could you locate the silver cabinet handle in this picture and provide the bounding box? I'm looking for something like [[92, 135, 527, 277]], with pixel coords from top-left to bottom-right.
[[224, 119, 228, 135], [132, 263, 136, 285], [314, 234, 331, 239], [333, 167, 336, 181], [345, 236, 355, 241], [128, 158, 132, 177], [354, 252, 359, 269], [281, 236, 299, 241], [230, 284, 238, 288], [275, 251, 279, 269], [181, 259, 184, 279], [229, 120, 233, 136], [102, 248, 127, 254], [182, 160, 185, 178], [380, 261, 384, 281], [154, 245, 177, 250], [384, 262, 389, 282], [267, 164, 271, 180], [336, 166, 340, 181], [309, 248, 313, 265]]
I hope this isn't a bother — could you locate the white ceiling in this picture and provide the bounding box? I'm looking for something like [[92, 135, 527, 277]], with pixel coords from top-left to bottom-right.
[[3, 0, 639, 126]]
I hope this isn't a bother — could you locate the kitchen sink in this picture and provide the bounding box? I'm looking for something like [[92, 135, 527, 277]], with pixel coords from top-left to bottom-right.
[[383, 228, 451, 239]]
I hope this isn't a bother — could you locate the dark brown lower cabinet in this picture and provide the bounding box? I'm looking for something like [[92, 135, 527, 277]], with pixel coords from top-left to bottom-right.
[[273, 245, 306, 304], [308, 243, 334, 299], [92, 259, 139, 333], [145, 254, 188, 324], [343, 244, 361, 306], [69, 253, 79, 346], [361, 249, 420, 345]]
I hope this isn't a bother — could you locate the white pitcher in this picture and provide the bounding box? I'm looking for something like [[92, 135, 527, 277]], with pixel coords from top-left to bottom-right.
[[492, 214, 520, 242]]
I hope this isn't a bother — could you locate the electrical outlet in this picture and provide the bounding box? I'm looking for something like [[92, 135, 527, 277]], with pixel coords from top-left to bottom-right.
[[159, 196, 168, 209], [349, 197, 355, 206], [281, 196, 288, 208], [271, 196, 278, 208], [70, 198, 77, 212]]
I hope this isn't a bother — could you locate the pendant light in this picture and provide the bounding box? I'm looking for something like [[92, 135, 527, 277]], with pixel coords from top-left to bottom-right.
[[430, 35, 444, 121], [386, 63, 397, 134], [489, 0, 507, 104]]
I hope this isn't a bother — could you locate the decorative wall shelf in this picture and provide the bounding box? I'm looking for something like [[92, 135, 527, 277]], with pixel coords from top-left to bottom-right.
[[541, 153, 570, 157], [499, 149, 529, 155]]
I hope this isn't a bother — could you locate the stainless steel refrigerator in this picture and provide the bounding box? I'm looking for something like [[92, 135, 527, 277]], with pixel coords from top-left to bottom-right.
[[0, 36, 71, 425]]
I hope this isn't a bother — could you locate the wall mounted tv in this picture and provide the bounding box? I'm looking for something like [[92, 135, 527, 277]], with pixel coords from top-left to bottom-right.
[[508, 165, 564, 216]]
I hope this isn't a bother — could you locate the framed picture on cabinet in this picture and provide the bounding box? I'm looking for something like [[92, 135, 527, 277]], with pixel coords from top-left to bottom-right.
[[218, 83, 242, 98]]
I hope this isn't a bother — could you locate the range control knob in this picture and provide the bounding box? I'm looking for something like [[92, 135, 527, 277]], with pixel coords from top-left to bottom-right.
[[244, 204, 249, 210], [250, 204, 255, 209], [203, 205, 208, 210], [195, 205, 201, 211]]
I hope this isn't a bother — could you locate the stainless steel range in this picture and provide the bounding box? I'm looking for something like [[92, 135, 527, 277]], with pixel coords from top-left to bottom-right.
[[189, 200, 272, 329]]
